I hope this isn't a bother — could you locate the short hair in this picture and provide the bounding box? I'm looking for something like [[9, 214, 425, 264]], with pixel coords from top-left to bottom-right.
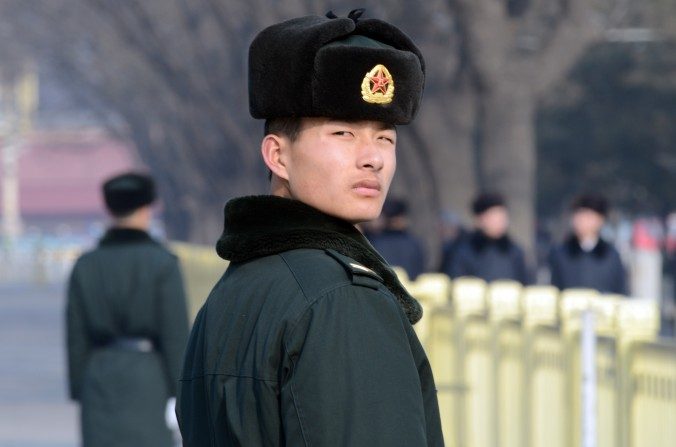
[[264, 117, 303, 142]]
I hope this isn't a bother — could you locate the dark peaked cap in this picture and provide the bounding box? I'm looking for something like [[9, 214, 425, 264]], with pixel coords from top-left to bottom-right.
[[103, 172, 156, 216], [249, 10, 425, 125]]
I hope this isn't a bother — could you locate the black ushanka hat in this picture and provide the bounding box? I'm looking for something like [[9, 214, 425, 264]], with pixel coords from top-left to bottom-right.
[[102, 172, 156, 217], [571, 193, 609, 216], [248, 9, 425, 125], [472, 193, 507, 216]]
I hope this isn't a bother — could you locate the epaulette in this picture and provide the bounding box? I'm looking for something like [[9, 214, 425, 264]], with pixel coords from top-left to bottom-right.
[[325, 249, 383, 290]]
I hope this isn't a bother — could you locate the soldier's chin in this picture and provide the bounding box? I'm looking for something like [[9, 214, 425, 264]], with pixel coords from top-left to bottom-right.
[[347, 206, 385, 224], [315, 198, 385, 224]]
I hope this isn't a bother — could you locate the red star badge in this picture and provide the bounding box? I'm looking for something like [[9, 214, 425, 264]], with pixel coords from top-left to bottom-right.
[[361, 64, 394, 104], [369, 67, 390, 95]]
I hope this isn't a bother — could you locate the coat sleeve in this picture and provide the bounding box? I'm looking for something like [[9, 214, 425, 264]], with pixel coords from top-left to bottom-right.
[[610, 250, 628, 295], [156, 257, 190, 397], [176, 305, 209, 446], [438, 241, 454, 274], [514, 247, 530, 285], [411, 239, 426, 280], [281, 285, 429, 446], [448, 244, 471, 278], [66, 261, 91, 401], [548, 248, 563, 290]]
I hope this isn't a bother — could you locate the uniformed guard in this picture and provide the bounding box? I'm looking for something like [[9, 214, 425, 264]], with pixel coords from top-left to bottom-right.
[[177, 9, 443, 447], [442, 192, 530, 284], [66, 172, 189, 446], [368, 198, 427, 279], [549, 193, 627, 294]]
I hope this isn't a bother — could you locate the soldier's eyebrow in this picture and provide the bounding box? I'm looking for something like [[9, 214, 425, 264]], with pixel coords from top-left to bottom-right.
[[326, 119, 396, 132], [377, 122, 397, 132]]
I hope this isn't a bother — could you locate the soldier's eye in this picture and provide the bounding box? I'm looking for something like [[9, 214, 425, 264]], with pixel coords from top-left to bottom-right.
[[332, 131, 353, 137]]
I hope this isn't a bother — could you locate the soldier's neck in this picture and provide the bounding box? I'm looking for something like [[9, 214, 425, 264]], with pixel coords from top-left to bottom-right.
[[112, 209, 152, 232]]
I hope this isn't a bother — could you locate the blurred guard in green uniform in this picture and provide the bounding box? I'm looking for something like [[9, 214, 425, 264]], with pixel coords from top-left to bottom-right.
[[178, 9, 444, 447], [67, 172, 189, 446]]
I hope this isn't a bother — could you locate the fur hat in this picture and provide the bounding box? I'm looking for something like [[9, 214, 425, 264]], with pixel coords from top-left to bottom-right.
[[571, 193, 609, 216], [103, 172, 156, 217], [471, 193, 506, 216], [248, 9, 425, 125]]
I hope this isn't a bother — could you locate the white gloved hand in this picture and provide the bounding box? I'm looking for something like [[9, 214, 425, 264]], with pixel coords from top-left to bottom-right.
[[165, 397, 179, 431]]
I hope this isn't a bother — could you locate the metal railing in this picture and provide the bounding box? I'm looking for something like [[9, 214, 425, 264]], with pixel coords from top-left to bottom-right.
[[403, 273, 675, 447]]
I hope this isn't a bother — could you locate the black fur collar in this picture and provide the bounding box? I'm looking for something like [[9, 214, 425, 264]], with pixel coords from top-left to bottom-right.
[[469, 230, 512, 252], [216, 195, 423, 324], [565, 234, 609, 257], [99, 227, 154, 246]]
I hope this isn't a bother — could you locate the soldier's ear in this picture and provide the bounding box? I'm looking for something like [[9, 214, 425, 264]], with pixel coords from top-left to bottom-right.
[[261, 134, 290, 181]]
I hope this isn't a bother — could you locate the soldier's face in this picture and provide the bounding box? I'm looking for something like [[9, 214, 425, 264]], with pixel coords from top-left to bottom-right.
[[572, 209, 605, 239], [476, 206, 509, 239], [278, 118, 397, 223]]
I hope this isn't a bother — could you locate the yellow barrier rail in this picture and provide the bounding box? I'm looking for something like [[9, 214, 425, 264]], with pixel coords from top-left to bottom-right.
[[624, 341, 676, 447], [407, 275, 674, 447], [171, 241, 227, 320]]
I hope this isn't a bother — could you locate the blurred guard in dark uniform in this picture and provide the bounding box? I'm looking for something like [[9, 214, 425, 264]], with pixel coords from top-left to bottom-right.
[[66, 172, 189, 446], [177, 10, 443, 447], [549, 193, 627, 294], [368, 198, 426, 279], [443, 192, 529, 284], [437, 210, 467, 275]]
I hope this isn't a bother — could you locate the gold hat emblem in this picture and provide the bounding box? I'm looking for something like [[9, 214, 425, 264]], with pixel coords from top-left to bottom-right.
[[361, 64, 394, 104]]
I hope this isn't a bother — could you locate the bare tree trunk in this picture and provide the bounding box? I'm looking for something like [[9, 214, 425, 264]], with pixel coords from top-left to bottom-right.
[[479, 81, 536, 256], [415, 90, 478, 220]]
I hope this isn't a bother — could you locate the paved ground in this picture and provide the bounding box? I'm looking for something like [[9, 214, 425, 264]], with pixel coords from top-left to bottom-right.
[[0, 282, 79, 447]]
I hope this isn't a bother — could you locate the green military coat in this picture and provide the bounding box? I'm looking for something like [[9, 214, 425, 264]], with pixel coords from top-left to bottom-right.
[[66, 228, 189, 446], [178, 196, 443, 446]]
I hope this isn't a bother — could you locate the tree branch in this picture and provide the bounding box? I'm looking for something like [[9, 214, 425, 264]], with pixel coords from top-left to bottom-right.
[[446, 0, 515, 89], [532, 0, 602, 95]]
